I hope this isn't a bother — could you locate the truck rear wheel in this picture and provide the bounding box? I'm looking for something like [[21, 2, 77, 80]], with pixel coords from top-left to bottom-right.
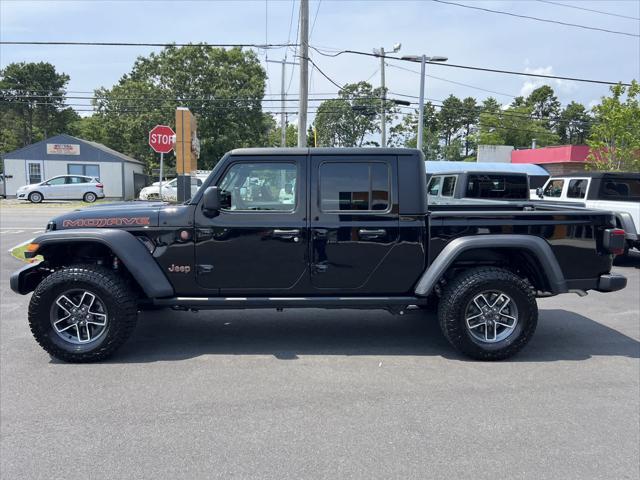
[[28, 265, 138, 362], [438, 267, 537, 360]]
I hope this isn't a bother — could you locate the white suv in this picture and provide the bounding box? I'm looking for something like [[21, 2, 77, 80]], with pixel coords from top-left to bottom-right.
[[536, 172, 640, 253]]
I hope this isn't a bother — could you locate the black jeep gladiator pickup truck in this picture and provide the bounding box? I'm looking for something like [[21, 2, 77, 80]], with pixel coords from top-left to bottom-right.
[[11, 148, 628, 362]]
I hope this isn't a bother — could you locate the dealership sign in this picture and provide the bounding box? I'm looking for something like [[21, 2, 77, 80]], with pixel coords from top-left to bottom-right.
[[47, 143, 80, 155]]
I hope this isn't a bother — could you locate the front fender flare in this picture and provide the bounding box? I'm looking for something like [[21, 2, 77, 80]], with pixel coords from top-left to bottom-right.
[[414, 234, 567, 297], [28, 228, 174, 298]]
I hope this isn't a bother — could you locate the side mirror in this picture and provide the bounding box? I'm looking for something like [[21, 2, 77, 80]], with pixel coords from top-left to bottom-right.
[[536, 187, 543, 198], [202, 186, 221, 217]]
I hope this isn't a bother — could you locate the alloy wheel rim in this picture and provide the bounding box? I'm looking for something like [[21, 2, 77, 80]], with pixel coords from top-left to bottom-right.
[[464, 291, 518, 343], [50, 290, 108, 345]]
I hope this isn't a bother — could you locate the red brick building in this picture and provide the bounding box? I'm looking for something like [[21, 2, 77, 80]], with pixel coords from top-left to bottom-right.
[[511, 145, 590, 175]]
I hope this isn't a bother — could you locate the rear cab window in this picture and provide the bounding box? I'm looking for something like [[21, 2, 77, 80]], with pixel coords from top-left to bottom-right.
[[467, 174, 529, 199], [599, 177, 640, 202]]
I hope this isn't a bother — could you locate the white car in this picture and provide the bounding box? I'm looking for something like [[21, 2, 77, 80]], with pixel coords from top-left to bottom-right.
[[535, 172, 640, 253], [138, 176, 206, 202], [16, 175, 105, 203]]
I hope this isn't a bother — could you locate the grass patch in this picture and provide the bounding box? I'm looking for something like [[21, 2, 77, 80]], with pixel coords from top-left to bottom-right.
[[10, 244, 42, 263]]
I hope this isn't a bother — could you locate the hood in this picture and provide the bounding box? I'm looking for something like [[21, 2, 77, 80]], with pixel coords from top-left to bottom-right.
[[49, 201, 167, 230]]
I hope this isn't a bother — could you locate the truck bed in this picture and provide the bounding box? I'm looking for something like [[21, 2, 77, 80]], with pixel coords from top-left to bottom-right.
[[428, 201, 616, 283]]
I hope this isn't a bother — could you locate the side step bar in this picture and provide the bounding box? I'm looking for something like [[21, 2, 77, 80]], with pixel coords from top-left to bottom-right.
[[151, 296, 429, 310]]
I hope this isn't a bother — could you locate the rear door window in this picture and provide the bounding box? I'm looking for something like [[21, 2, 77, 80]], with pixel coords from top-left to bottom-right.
[[441, 176, 457, 197], [599, 178, 640, 202], [319, 162, 390, 212], [567, 179, 588, 199]]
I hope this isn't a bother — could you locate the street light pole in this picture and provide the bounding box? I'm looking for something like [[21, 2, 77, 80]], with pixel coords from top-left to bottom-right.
[[417, 55, 426, 151], [380, 47, 386, 147], [401, 53, 448, 154], [267, 58, 298, 147]]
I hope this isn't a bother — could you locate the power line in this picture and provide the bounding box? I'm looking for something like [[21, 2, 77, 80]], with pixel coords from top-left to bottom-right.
[[2, 38, 631, 86], [431, 0, 639, 38], [0, 41, 297, 48], [536, 0, 640, 21], [309, 46, 633, 86], [286, 4, 302, 94], [387, 63, 517, 98]]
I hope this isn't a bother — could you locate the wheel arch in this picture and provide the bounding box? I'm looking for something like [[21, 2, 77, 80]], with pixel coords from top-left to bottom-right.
[[27, 229, 173, 298], [415, 235, 567, 297]]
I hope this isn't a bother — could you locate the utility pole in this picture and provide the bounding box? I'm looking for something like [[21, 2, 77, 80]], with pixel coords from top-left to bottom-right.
[[267, 58, 298, 147], [297, 0, 309, 147], [374, 43, 400, 148], [380, 47, 386, 148]]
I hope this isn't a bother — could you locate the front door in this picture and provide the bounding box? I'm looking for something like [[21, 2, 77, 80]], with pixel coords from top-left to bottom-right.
[[309, 155, 400, 293], [194, 156, 309, 294]]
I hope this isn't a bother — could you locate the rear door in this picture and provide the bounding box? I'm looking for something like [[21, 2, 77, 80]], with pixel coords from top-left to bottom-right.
[[309, 155, 399, 293]]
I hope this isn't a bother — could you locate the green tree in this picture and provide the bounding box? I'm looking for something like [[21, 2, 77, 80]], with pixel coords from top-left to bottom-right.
[[556, 101, 590, 144], [460, 97, 479, 157], [314, 82, 391, 147], [525, 85, 561, 120], [587, 80, 640, 171], [266, 117, 298, 147], [80, 45, 269, 171], [437, 94, 464, 146], [389, 102, 440, 159], [0, 62, 78, 153]]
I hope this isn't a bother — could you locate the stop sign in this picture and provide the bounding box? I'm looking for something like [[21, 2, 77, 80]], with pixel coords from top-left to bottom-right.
[[149, 125, 175, 153]]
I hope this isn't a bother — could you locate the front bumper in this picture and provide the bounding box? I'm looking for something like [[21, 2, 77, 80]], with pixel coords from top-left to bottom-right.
[[597, 273, 627, 292], [10, 261, 47, 295], [17, 192, 27, 199]]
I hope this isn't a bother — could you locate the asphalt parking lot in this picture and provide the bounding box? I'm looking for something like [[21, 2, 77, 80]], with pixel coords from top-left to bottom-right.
[[1, 201, 639, 480]]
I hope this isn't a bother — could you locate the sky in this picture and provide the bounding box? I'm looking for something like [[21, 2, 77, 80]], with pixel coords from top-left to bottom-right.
[[1, 0, 639, 125]]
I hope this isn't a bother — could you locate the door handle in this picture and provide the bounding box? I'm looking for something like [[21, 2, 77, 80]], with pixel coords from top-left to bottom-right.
[[358, 228, 386, 239], [273, 229, 301, 241]]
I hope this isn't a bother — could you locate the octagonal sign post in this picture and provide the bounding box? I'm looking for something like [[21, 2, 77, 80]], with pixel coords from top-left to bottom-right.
[[149, 125, 175, 200]]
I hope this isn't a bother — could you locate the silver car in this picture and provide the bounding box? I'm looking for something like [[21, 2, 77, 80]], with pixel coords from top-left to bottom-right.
[[16, 175, 105, 203]]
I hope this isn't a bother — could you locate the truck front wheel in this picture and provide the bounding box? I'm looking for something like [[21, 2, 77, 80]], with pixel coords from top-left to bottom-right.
[[28, 265, 138, 362], [438, 267, 538, 360]]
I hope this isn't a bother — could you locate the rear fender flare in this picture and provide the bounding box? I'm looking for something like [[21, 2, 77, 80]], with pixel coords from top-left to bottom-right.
[[30, 228, 173, 298], [414, 234, 567, 297]]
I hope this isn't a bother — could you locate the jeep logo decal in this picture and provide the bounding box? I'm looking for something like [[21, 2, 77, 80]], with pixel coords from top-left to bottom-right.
[[168, 264, 191, 273], [62, 217, 151, 228]]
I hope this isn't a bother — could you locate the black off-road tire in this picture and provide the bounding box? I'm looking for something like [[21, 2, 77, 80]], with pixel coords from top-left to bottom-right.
[[438, 267, 538, 361], [28, 264, 138, 362]]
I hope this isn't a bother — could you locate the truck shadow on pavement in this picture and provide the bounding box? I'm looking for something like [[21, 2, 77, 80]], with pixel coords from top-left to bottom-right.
[[614, 249, 640, 269], [106, 307, 640, 363]]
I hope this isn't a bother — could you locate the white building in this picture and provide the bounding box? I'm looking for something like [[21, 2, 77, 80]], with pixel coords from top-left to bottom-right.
[[2, 134, 145, 199]]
